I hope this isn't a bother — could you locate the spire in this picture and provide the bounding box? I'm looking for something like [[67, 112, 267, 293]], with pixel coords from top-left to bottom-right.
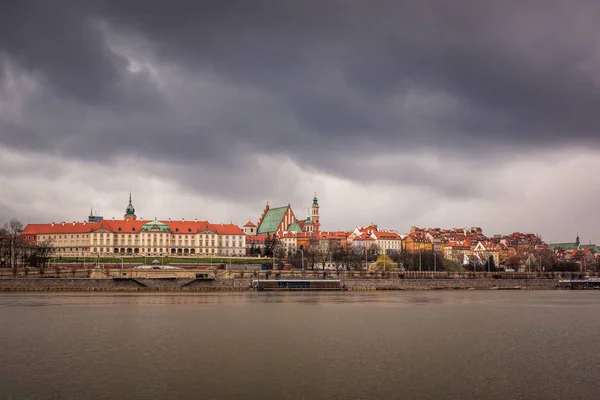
[[576, 233, 580, 246], [124, 192, 136, 220]]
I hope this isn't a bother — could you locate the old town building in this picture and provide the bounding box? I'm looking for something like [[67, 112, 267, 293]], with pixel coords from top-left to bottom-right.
[[21, 195, 246, 257]]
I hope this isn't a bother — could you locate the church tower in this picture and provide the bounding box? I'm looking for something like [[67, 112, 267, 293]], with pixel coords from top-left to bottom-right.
[[124, 192, 137, 221], [312, 193, 320, 233]]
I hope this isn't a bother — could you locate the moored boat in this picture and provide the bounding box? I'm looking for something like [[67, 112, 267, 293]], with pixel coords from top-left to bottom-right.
[[558, 278, 600, 290], [252, 279, 346, 291]]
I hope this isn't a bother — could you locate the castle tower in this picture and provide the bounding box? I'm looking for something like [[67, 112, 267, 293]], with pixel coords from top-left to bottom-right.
[[88, 206, 103, 222], [124, 192, 137, 221], [312, 193, 320, 233], [243, 221, 257, 236]]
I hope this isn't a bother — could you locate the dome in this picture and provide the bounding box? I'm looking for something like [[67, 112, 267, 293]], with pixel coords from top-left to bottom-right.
[[141, 219, 171, 232]]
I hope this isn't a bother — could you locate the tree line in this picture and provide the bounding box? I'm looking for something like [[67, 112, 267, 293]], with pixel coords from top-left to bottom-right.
[[0, 219, 55, 268]]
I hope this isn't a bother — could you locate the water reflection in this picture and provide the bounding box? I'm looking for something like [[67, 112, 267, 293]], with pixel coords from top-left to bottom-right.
[[0, 290, 593, 308], [2, 291, 600, 400]]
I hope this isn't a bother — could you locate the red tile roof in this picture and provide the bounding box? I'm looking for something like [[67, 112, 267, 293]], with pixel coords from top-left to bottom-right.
[[373, 231, 401, 240], [22, 219, 243, 236], [93, 219, 148, 233], [244, 221, 256, 227], [247, 234, 267, 244], [167, 220, 211, 233], [23, 222, 99, 235], [211, 223, 244, 235]]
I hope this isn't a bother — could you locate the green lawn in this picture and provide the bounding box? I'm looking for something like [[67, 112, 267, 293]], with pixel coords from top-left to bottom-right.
[[49, 256, 269, 264]]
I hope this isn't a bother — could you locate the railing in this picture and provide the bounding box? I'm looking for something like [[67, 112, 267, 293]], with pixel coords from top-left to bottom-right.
[[225, 270, 599, 280], [1, 268, 596, 281]]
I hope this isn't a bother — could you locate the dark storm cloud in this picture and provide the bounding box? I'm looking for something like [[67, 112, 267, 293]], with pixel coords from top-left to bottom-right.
[[95, 0, 600, 142], [1, 0, 600, 200], [0, 1, 163, 108]]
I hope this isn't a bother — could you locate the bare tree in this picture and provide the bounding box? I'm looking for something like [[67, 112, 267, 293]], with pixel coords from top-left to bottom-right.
[[0, 219, 55, 269], [0, 219, 24, 268]]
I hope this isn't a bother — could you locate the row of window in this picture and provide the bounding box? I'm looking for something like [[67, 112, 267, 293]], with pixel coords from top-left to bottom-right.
[[39, 233, 241, 241], [80, 248, 246, 255]]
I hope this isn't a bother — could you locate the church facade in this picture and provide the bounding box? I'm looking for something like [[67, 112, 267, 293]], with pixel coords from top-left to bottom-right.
[[247, 195, 321, 238]]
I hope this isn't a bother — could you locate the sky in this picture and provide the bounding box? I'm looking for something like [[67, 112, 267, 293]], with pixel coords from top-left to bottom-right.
[[1, 1, 599, 244]]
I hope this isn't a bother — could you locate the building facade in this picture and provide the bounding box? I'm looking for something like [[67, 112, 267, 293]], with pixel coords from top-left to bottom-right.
[[22, 196, 246, 257]]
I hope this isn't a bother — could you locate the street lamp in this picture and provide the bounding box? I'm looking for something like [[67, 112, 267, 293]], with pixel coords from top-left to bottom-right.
[[117, 257, 124, 270]]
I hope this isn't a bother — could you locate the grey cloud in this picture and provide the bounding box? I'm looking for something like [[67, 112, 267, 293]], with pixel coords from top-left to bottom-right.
[[1, 0, 600, 205], [0, 1, 162, 109]]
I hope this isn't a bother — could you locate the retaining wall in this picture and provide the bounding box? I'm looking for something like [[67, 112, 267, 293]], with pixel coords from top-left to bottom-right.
[[0, 277, 558, 291]]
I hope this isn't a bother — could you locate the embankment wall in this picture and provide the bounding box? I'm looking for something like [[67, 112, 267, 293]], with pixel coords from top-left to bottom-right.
[[0, 278, 557, 291]]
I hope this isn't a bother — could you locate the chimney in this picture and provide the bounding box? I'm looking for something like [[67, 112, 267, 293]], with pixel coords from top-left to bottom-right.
[[182, 218, 184, 222], [168, 218, 171, 222], [52, 222, 55, 227], [195, 218, 197, 222], [62, 222, 65, 226]]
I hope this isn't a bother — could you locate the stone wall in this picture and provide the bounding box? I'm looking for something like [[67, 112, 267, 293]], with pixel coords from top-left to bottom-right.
[[0, 278, 140, 290], [0, 277, 558, 291], [343, 278, 556, 290]]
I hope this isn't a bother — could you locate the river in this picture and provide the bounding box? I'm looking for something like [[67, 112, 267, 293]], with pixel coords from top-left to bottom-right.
[[1, 291, 599, 399]]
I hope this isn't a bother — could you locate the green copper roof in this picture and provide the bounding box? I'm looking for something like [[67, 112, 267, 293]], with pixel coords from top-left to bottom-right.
[[141, 219, 170, 232], [548, 243, 578, 250], [257, 206, 288, 235], [313, 195, 318, 205], [304, 216, 313, 225], [286, 220, 302, 233], [125, 192, 135, 216], [580, 244, 600, 253]]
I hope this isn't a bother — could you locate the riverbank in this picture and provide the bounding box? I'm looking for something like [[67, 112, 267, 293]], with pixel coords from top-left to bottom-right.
[[0, 278, 558, 291]]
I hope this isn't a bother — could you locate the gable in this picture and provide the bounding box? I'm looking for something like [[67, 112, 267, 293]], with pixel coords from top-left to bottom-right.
[[474, 242, 486, 251], [257, 206, 288, 235]]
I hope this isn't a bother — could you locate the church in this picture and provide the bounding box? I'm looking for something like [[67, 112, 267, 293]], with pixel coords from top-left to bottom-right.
[[244, 195, 321, 238]]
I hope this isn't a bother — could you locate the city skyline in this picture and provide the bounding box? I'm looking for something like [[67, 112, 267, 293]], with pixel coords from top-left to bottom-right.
[[7, 192, 592, 246], [2, 1, 600, 246]]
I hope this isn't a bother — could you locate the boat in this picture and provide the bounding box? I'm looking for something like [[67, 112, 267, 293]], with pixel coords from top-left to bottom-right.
[[558, 278, 600, 290], [252, 279, 346, 291]]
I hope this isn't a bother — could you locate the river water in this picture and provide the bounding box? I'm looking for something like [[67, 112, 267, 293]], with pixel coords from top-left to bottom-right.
[[1, 291, 599, 399]]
